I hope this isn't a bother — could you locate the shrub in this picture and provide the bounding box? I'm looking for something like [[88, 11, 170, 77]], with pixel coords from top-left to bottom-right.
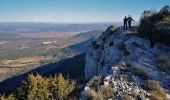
[[16, 74, 50, 100], [109, 41, 114, 47], [100, 60, 105, 66], [123, 50, 130, 56], [99, 85, 114, 100], [138, 5, 170, 47], [102, 37, 106, 43], [163, 16, 170, 24], [132, 42, 142, 49], [156, 54, 170, 73], [49, 74, 76, 100], [118, 42, 126, 50], [106, 25, 117, 36], [92, 41, 100, 49], [144, 80, 167, 100], [128, 66, 148, 80], [16, 73, 76, 100]]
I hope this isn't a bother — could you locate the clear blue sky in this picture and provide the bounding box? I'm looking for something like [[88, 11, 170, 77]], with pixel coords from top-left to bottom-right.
[[0, 0, 169, 23]]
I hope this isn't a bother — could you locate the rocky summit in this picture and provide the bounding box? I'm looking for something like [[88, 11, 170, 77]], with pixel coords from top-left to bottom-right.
[[82, 26, 170, 100]]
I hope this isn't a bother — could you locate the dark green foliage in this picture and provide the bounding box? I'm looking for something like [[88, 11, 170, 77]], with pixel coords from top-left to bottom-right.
[[15, 74, 76, 100], [138, 5, 170, 47], [102, 37, 106, 43], [92, 41, 100, 49], [109, 41, 114, 47], [118, 42, 126, 50], [106, 25, 117, 36], [123, 50, 130, 56], [132, 42, 142, 49], [100, 60, 105, 66]]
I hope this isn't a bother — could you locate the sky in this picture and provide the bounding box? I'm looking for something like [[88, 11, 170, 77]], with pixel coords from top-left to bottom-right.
[[0, 0, 169, 23]]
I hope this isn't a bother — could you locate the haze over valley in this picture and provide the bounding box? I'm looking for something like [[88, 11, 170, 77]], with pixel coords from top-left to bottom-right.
[[0, 22, 111, 81]]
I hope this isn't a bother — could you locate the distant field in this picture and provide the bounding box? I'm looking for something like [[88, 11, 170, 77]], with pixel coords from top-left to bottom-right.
[[0, 56, 52, 80], [0, 23, 106, 81]]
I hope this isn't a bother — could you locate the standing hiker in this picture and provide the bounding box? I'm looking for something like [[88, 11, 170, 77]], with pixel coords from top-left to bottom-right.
[[123, 16, 128, 30], [128, 15, 134, 29]]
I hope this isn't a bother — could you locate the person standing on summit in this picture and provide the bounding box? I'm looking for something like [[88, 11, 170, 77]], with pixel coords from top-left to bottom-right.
[[128, 15, 134, 29], [123, 16, 128, 30]]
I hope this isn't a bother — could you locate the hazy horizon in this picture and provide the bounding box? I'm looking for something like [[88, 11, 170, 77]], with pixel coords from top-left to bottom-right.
[[0, 0, 169, 23]]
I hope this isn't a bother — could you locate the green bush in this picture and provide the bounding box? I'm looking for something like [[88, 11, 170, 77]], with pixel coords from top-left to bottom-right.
[[123, 50, 130, 56], [100, 60, 105, 66], [138, 5, 170, 47], [92, 41, 100, 49], [132, 42, 142, 49], [49, 74, 76, 100], [102, 37, 106, 43], [109, 41, 114, 47], [16, 73, 76, 100], [16, 74, 50, 100], [118, 42, 126, 50]]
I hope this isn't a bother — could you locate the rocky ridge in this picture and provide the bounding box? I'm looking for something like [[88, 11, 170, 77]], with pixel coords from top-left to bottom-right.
[[82, 26, 170, 99]]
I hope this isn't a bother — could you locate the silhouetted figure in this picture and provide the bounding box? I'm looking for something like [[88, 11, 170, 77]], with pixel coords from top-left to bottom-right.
[[123, 16, 128, 30], [128, 15, 134, 29]]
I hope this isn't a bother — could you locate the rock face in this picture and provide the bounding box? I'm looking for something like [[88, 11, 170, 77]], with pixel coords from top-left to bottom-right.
[[83, 26, 170, 99]]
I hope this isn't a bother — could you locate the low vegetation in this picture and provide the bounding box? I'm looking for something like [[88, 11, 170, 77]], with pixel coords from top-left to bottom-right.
[[163, 16, 170, 23], [132, 42, 142, 49], [83, 90, 101, 100], [109, 41, 114, 47], [118, 42, 130, 56], [0, 48, 77, 81], [156, 54, 170, 73], [0, 94, 15, 100], [122, 93, 131, 100], [127, 65, 149, 80], [118, 42, 126, 50], [138, 5, 170, 47], [0, 73, 76, 100], [106, 25, 117, 36], [92, 41, 100, 49], [83, 85, 114, 100], [99, 85, 114, 100], [144, 80, 167, 100]]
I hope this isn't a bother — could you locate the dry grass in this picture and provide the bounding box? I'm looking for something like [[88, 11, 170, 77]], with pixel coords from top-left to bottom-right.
[[0, 56, 52, 80], [99, 85, 114, 100], [0, 56, 52, 67], [156, 54, 170, 73], [122, 93, 131, 100], [144, 80, 167, 100], [163, 16, 170, 24], [83, 90, 101, 100], [120, 74, 132, 82]]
